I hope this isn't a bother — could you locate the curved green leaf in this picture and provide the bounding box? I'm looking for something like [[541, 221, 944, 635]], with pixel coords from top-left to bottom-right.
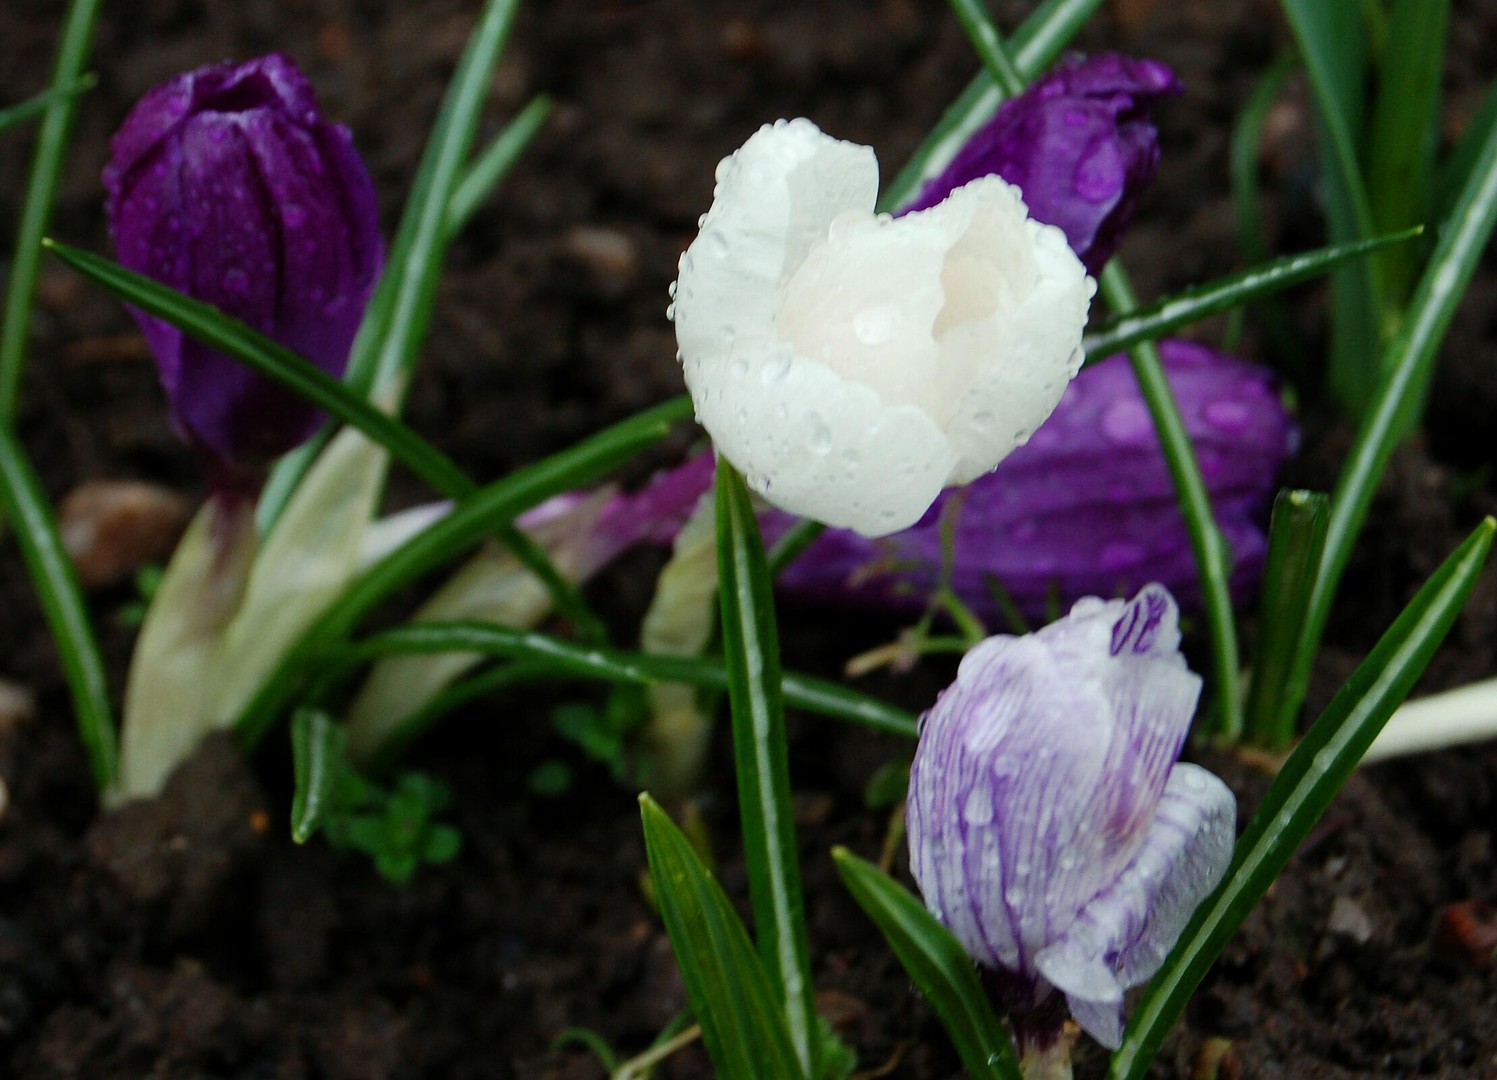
[[0, 0, 104, 422], [231, 397, 690, 747], [290, 708, 342, 843], [641, 795, 806, 1080], [0, 427, 115, 790], [832, 849, 1019, 1080], [1112, 518, 1495, 1079], [1081, 230, 1421, 363]]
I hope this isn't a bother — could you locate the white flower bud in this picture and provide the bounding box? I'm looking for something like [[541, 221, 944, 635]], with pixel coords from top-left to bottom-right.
[[671, 118, 1094, 537]]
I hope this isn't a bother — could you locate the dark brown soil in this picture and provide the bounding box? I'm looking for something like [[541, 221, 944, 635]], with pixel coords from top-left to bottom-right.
[[3, 0, 1497, 1077]]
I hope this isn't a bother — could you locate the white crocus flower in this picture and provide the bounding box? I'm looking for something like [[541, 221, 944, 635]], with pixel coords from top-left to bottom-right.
[[670, 118, 1095, 538]]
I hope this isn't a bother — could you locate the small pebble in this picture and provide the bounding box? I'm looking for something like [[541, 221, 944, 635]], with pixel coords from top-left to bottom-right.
[[58, 480, 191, 589]]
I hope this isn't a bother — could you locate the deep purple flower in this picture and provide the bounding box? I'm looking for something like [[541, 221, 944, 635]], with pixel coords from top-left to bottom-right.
[[104, 54, 383, 490], [907, 584, 1235, 1051], [771, 339, 1297, 619], [901, 53, 1181, 274]]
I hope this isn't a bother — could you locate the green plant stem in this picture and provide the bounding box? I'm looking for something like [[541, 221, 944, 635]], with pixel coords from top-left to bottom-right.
[[445, 94, 552, 239], [0, 0, 104, 423]]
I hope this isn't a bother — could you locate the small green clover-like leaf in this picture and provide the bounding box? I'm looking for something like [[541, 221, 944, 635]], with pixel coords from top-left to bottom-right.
[[813, 1016, 857, 1080]]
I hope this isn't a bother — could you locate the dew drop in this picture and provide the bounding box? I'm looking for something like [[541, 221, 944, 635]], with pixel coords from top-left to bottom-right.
[[665, 301, 677, 321], [1204, 398, 1253, 434], [667, 280, 678, 299], [807, 413, 832, 455]]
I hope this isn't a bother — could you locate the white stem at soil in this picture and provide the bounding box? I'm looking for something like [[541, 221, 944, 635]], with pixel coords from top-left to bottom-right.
[[1362, 677, 1497, 763]]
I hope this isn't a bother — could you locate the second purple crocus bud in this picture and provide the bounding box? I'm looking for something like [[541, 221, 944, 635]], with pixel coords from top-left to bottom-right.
[[104, 53, 384, 493], [907, 584, 1235, 1055], [901, 53, 1181, 275]]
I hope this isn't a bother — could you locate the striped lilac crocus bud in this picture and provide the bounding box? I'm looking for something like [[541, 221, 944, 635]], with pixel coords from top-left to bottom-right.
[[772, 339, 1297, 618], [907, 584, 1235, 1055], [104, 53, 383, 493], [901, 53, 1181, 275]]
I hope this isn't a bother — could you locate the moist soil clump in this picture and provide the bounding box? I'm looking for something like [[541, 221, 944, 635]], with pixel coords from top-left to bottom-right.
[[3, 0, 1496, 1076]]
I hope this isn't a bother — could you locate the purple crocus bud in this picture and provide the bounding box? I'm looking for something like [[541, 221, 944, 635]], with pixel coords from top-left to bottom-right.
[[104, 54, 383, 492], [772, 339, 1297, 619], [907, 584, 1235, 1052], [901, 53, 1181, 275]]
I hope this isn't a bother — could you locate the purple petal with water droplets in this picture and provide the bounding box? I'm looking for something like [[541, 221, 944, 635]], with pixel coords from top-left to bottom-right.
[[906, 587, 1204, 1001], [1034, 762, 1236, 1049], [899, 53, 1181, 274]]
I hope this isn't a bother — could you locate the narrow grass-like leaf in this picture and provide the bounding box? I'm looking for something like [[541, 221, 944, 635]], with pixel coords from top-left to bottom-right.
[[0, 0, 104, 423], [1080, 230, 1421, 363], [330, 620, 920, 742], [715, 460, 815, 1074], [1433, 81, 1497, 220], [261, 0, 523, 524], [445, 94, 552, 240], [1243, 490, 1329, 750], [0, 427, 115, 790], [879, 0, 1103, 211], [1365, 0, 1447, 306], [1098, 265, 1244, 739], [290, 709, 341, 843], [640, 795, 807, 1080], [1112, 517, 1494, 1079], [232, 397, 691, 748], [1226, 54, 1299, 359], [46, 241, 605, 644], [767, 518, 825, 578], [942, 9, 1244, 735], [44, 241, 471, 492], [0, 76, 95, 136], [832, 849, 1019, 1080], [1279, 0, 1381, 416], [1279, 106, 1497, 730]]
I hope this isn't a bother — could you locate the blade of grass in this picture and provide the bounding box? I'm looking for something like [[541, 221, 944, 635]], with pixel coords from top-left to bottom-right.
[[833, 848, 1020, 1080], [640, 795, 807, 1080], [232, 396, 691, 748], [1277, 105, 1497, 733], [879, 0, 1103, 211], [260, 0, 523, 525], [0, 427, 115, 790], [445, 94, 552, 239], [290, 708, 342, 843], [1100, 271, 1244, 740], [1226, 54, 1299, 361], [0, 0, 105, 423], [0, 76, 96, 137], [1365, 0, 1447, 307], [1242, 490, 1329, 750], [1433, 81, 1497, 220], [46, 241, 606, 643], [946, 2, 1243, 738], [714, 460, 815, 1074], [1279, 0, 1381, 417], [1111, 517, 1495, 1080], [1080, 229, 1421, 362], [329, 620, 920, 743]]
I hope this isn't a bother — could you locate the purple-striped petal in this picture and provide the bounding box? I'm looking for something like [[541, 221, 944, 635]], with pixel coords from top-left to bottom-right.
[[1035, 762, 1236, 1048], [907, 585, 1210, 1017]]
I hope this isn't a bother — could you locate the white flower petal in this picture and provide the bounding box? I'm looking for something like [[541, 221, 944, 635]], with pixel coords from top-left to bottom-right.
[[673, 118, 1092, 538]]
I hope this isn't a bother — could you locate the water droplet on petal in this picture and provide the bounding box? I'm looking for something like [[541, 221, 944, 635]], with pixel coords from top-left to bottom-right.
[[1204, 398, 1253, 434], [807, 413, 832, 455]]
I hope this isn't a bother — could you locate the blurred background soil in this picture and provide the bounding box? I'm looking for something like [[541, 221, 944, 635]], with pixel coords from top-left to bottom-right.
[[1, 0, 1496, 1076]]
